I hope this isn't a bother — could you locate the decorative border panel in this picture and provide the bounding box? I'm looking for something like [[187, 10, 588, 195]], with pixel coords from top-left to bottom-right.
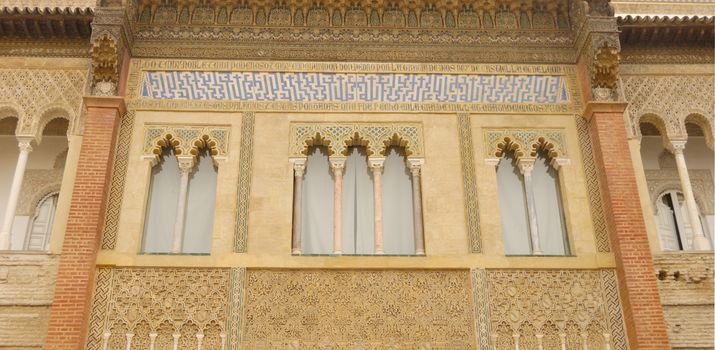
[[227, 267, 247, 349], [85, 267, 234, 350], [289, 122, 424, 158], [600, 269, 629, 350], [101, 111, 134, 250], [458, 114, 482, 253], [576, 116, 611, 252], [471, 268, 493, 349], [125, 60, 583, 114], [234, 112, 255, 253]]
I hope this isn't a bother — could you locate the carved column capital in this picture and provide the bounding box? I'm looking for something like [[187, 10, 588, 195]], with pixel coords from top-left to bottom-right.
[[16, 136, 34, 153], [368, 157, 386, 173], [408, 158, 424, 176], [176, 156, 195, 174], [517, 157, 535, 175], [668, 140, 687, 155], [329, 156, 346, 175], [290, 158, 307, 177]]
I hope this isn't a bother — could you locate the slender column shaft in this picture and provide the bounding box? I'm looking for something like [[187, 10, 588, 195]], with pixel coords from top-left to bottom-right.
[[330, 158, 346, 255], [409, 159, 425, 255], [0, 138, 33, 250], [671, 141, 711, 250], [518, 159, 543, 255], [172, 157, 194, 254], [291, 159, 306, 254], [149, 333, 157, 350], [370, 158, 385, 254], [124, 334, 133, 350]]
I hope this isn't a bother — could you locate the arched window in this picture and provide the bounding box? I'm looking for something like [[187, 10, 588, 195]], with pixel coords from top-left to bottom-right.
[[301, 146, 334, 254], [143, 147, 181, 253], [24, 192, 58, 251], [142, 145, 218, 254], [532, 151, 569, 255], [294, 144, 424, 255], [342, 146, 375, 254], [495, 148, 569, 256], [656, 190, 712, 251], [496, 151, 531, 255], [381, 146, 415, 254]]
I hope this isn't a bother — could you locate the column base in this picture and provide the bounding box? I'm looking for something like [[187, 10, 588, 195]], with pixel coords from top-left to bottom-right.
[[692, 235, 712, 251]]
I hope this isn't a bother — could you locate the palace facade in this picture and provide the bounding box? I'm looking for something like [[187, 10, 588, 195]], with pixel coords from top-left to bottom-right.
[[0, 0, 712, 349]]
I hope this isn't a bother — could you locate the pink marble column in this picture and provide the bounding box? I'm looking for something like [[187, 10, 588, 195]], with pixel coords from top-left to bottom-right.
[[290, 158, 307, 254], [330, 157, 346, 255], [369, 158, 385, 254], [172, 156, 195, 254], [408, 158, 425, 255], [517, 158, 543, 255]]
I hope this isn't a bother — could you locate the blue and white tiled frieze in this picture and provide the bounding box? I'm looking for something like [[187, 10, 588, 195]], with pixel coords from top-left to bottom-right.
[[140, 71, 569, 104]]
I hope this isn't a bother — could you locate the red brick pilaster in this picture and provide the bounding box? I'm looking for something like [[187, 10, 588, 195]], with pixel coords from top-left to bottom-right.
[[45, 96, 125, 350], [584, 102, 670, 349]]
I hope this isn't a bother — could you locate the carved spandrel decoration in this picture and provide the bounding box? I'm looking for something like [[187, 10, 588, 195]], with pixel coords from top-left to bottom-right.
[[0, 69, 86, 136], [85, 267, 246, 350], [481, 269, 628, 350], [240, 269, 476, 348], [289, 122, 424, 159], [142, 125, 231, 160], [645, 168, 714, 216], [622, 74, 715, 140], [484, 128, 568, 160]]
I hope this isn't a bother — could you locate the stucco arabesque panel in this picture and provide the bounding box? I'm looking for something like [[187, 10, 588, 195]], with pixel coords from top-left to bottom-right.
[[484, 269, 628, 350], [85, 267, 246, 350], [0, 69, 87, 137], [622, 74, 715, 140], [240, 269, 476, 348]]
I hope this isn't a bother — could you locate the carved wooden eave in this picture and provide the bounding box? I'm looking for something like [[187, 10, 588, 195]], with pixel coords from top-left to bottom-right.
[[125, 0, 579, 63], [0, 7, 93, 57], [618, 15, 714, 63]]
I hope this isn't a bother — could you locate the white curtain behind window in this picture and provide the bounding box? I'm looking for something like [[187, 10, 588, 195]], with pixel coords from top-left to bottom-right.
[[532, 154, 569, 255], [183, 148, 217, 254], [342, 147, 375, 254], [301, 147, 333, 254], [143, 148, 180, 253], [381, 147, 415, 254], [496, 153, 531, 255]]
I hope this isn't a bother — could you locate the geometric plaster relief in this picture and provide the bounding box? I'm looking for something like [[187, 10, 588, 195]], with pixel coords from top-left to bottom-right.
[[458, 114, 482, 253], [234, 112, 254, 253], [483, 128, 568, 161], [289, 122, 424, 158], [143, 124, 231, 159], [85, 267, 245, 350], [240, 269, 476, 348], [645, 169, 714, 216], [484, 269, 628, 350], [4, 1, 95, 8], [622, 74, 715, 140], [0, 69, 87, 136], [576, 116, 611, 252], [101, 111, 135, 250]]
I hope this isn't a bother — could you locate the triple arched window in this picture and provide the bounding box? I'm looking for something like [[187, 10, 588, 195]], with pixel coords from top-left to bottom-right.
[[142, 146, 217, 254], [292, 145, 424, 255], [493, 143, 570, 256]]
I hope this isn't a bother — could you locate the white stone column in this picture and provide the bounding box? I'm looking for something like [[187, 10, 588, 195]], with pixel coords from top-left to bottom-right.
[[172, 156, 195, 254], [290, 158, 307, 254], [369, 158, 385, 254], [408, 158, 425, 255], [518, 158, 543, 255], [670, 140, 711, 250], [536, 334, 544, 350], [149, 333, 157, 350], [330, 157, 346, 255], [124, 333, 134, 350], [0, 137, 34, 250]]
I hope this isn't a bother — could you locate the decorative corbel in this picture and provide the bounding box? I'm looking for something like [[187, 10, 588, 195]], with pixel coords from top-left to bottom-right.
[[591, 42, 621, 101], [91, 33, 120, 96]]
